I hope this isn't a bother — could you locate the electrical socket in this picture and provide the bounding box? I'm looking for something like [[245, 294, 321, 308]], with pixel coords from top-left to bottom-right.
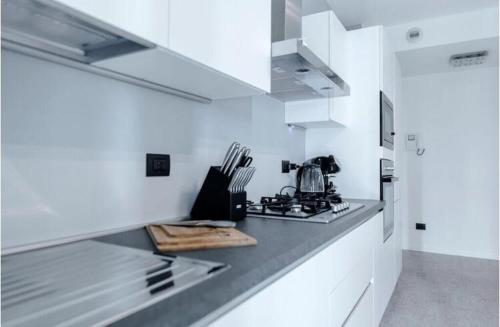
[[416, 223, 426, 230], [146, 153, 170, 177]]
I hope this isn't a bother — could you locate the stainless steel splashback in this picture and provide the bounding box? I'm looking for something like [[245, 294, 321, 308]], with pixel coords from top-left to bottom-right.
[[271, 0, 303, 42]]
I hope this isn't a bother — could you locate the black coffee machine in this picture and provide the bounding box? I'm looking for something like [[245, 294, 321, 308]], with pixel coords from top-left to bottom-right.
[[295, 155, 341, 200]]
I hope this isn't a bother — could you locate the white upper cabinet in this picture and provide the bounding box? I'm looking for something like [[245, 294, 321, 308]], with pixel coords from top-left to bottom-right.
[[285, 10, 350, 128], [169, 0, 271, 93], [329, 12, 349, 82], [302, 12, 331, 66], [43, 0, 271, 101], [50, 0, 169, 47], [380, 29, 395, 103], [285, 98, 349, 128], [301, 10, 348, 79]]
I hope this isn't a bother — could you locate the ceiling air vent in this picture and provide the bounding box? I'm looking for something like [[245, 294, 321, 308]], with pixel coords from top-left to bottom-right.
[[450, 51, 488, 67]]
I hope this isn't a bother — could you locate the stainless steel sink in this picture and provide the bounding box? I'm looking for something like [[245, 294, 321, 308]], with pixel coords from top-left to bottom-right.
[[1, 240, 228, 327]]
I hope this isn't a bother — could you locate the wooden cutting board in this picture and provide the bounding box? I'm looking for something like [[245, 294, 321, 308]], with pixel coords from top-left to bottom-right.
[[146, 224, 257, 252]]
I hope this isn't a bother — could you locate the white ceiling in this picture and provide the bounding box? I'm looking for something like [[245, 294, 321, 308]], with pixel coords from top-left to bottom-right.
[[397, 37, 499, 77], [303, 0, 498, 28]]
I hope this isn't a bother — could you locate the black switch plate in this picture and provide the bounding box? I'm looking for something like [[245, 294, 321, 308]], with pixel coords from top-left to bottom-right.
[[416, 223, 426, 230], [146, 154, 170, 177]]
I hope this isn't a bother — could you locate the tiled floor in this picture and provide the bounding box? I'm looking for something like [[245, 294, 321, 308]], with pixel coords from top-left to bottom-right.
[[380, 250, 499, 327]]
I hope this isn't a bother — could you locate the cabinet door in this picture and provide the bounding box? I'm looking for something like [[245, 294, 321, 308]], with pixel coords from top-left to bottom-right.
[[394, 200, 402, 277], [373, 212, 397, 326], [51, 0, 169, 47], [343, 284, 374, 327], [380, 29, 395, 103], [330, 251, 373, 327], [302, 11, 331, 65], [329, 11, 348, 82], [169, 0, 271, 93], [208, 250, 330, 327]]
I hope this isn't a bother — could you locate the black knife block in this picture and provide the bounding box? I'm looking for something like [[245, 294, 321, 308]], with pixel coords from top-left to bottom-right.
[[191, 166, 247, 221]]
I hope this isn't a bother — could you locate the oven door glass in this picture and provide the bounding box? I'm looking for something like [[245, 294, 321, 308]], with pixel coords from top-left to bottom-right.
[[381, 93, 394, 149]]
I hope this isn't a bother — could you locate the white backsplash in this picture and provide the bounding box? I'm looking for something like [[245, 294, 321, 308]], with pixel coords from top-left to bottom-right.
[[1, 50, 305, 250]]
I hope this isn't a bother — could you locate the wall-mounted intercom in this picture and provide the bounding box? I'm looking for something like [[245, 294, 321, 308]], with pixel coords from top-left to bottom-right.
[[406, 134, 418, 151], [406, 134, 425, 156]]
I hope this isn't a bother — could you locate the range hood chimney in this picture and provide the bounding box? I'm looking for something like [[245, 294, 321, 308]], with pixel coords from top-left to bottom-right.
[[269, 0, 350, 102], [271, 0, 303, 42]]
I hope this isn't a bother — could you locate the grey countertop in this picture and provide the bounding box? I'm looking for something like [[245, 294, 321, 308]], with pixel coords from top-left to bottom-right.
[[96, 199, 384, 327]]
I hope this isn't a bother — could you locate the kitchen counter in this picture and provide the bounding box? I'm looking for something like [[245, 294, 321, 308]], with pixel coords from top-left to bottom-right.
[[96, 199, 384, 327]]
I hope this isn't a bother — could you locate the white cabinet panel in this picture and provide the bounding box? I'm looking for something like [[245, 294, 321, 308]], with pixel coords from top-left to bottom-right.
[[330, 251, 373, 327], [302, 12, 331, 65], [373, 211, 397, 326], [380, 28, 395, 103], [302, 10, 348, 80], [343, 284, 374, 327], [169, 0, 271, 93], [51, 0, 169, 47], [394, 200, 403, 276], [209, 214, 384, 327], [60, 0, 271, 99], [209, 251, 330, 327], [330, 11, 348, 82], [285, 98, 349, 128], [94, 48, 265, 100], [329, 217, 376, 290]]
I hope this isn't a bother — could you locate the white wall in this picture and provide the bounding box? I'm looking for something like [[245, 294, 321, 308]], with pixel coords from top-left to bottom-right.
[[400, 67, 499, 260], [306, 26, 382, 200], [385, 7, 499, 53], [1, 50, 305, 250]]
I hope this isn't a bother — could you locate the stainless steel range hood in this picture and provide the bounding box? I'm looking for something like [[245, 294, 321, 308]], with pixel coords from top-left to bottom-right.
[[1, 0, 153, 63], [270, 0, 350, 102]]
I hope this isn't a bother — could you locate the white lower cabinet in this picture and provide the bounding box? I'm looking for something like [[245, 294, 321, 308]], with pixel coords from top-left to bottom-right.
[[373, 206, 403, 326], [394, 200, 403, 276], [343, 283, 374, 327], [330, 251, 373, 327], [208, 212, 388, 327], [208, 247, 330, 327]]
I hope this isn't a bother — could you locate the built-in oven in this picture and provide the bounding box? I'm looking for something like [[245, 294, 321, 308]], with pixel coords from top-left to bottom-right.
[[380, 159, 398, 242], [380, 91, 395, 150]]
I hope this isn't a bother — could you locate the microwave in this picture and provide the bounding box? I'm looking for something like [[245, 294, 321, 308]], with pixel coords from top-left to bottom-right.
[[380, 91, 395, 150]]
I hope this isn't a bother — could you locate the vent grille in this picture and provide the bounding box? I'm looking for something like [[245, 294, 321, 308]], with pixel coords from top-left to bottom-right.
[[450, 51, 488, 67]]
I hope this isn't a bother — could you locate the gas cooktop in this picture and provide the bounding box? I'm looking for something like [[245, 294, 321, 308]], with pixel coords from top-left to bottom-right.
[[246, 195, 365, 224]]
